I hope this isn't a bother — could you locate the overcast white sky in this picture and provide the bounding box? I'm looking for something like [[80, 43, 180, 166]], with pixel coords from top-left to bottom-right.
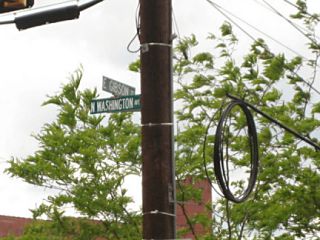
[[0, 0, 319, 218]]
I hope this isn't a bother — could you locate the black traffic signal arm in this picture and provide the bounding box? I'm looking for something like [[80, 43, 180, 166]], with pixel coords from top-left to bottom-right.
[[0, 0, 104, 30]]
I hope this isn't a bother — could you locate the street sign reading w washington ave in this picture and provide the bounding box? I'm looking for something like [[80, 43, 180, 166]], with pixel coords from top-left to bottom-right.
[[91, 95, 141, 114]]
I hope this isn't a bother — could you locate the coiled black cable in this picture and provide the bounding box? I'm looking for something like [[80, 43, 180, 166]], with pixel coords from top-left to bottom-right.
[[214, 100, 259, 203]]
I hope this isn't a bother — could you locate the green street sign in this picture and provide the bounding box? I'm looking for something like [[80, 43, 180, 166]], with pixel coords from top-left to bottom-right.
[[91, 95, 141, 114]]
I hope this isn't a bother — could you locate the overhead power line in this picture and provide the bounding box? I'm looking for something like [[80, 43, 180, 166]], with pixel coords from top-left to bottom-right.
[[227, 94, 320, 151], [252, 0, 319, 39], [205, 0, 320, 97], [290, 71, 320, 96], [253, 0, 320, 42], [207, 0, 306, 58], [206, 0, 256, 42], [281, 0, 318, 21], [259, 0, 320, 45]]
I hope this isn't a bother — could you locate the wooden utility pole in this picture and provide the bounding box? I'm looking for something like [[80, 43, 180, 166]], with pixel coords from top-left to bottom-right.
[[140, 0, 175, 239]]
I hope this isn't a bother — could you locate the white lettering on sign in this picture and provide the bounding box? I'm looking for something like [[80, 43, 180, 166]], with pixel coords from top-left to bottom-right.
[[91, 95, 140, 114], [96, 98, 134, 112], [103, 76, 135, 96], [109, 81, 130, 96], [134, 98, 140, 106], [91, 102, 96, 113], [96, 101, 105, 113]]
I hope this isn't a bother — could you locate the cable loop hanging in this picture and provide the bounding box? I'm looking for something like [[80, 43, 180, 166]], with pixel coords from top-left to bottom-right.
[[127, 32, 141, 53], [213, 99, 259, 203]]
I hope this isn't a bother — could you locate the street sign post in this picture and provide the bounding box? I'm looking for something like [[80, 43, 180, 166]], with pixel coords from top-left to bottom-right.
[[91, 95, 141, 114], [102, 76, 135, 96]]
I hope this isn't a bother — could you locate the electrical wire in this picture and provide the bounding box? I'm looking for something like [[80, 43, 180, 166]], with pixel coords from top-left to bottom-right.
[[289, 71, 320, 96], [127, 1, 141, 53], [202, 108, 225, 198], [214, 0, 320, 94], [213, 100, 259, 203], [260, 0, 319, 46], [281, 0, 315, 18], [227, 94, 320, 151], [172, 7, 181, 40], [206, 0, 318, 63], [210, 0, 306, 58], [205, 0, 320, 97], [253, 0, 320, 42], [206, 0, 256, 42], [127, 32, 140, 53], [135, 1, 141, 40]]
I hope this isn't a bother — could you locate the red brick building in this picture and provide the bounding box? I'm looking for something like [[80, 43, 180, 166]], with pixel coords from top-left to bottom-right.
[[0, 215, 33, 238], [176, 178, 212, 239]]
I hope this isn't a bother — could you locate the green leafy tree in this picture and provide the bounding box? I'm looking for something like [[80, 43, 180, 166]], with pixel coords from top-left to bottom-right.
[[173, 2, 320, 239], [6, 69, 141, 240]]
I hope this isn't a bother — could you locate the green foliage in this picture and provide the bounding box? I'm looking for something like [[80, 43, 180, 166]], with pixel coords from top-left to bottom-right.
[[173, 6, 320, 238], [6, 68, 141, 240], [220, 22, 233, 37], [128, 59, 141, 73], [263, 54, 286, 81]]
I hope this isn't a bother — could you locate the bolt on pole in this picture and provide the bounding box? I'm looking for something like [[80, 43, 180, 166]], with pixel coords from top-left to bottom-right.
[[140, 0, 176, 239]]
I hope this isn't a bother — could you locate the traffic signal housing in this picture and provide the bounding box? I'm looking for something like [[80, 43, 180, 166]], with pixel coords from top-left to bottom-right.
[[0, 0, 34, 13]]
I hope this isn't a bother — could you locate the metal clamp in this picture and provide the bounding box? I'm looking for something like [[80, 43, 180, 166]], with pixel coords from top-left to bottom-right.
[[143, 209, 175, 217], [141, 42, 172, 53], [141, 122, 173, 127]]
